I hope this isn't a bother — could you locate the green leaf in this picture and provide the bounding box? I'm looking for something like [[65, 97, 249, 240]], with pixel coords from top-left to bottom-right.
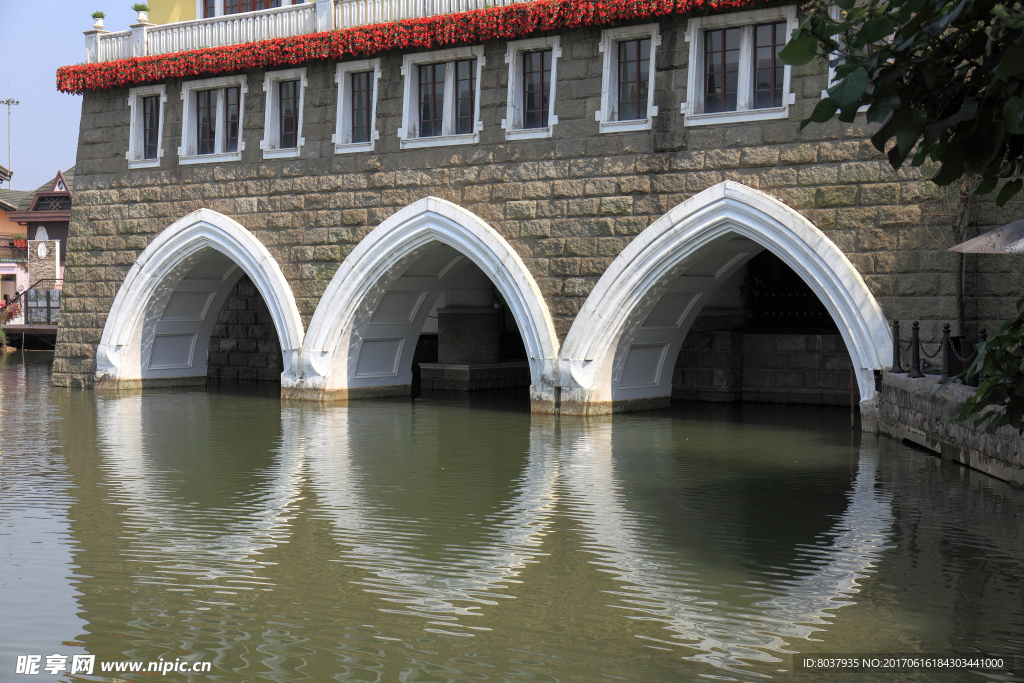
[[923, 0, 967, 36], [867, 95, 900, 125], [855, 15, 898, 46], [1004, 96, 1024, 134], [996, 178, 1023, 205], [828, 66, 869, 108], [804, 97, 840, 128], [778, 29, 820, 66], [974, 177, 998, 195]]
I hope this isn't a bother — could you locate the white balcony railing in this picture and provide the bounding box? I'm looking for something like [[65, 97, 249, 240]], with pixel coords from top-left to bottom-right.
[[335, 0, 522, 29], [146, 3, 316, 56], [87, 0, 522, 63]]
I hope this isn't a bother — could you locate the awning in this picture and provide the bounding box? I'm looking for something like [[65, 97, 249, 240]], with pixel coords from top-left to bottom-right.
[[948, 219, 1024, 254]]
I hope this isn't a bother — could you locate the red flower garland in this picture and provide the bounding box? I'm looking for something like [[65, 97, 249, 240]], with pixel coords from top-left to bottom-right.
[[57, 0, 754, 93]]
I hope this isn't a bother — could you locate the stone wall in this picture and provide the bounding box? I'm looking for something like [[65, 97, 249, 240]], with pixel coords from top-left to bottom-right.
[[53, 6, 1024, 387], [673, 329, 856, 406], [206, 275, 283, 382], [878, 373, 1024, 487]]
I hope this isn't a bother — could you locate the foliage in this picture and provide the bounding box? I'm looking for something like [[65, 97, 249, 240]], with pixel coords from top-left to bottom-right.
[[954, 297, 1024, 434], [91, 10, 105, 19], [0, 324, 7, 348], [132, 3, 150, 12], [780, 0, 1024, 204], [58, 0, 756, 93]]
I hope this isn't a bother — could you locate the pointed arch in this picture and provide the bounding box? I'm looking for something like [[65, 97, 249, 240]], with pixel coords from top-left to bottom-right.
[[95, 208, 304, 386], [294, 197, 559, 402], [560, 181, 891, 411]]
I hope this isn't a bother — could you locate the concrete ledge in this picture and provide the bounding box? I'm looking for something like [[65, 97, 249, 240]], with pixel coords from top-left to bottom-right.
[[878, 372, 1024, 488], [560, 394, 672, 416], [94, 375, 207, 393], [418, 361, 530, 391], [281, 383, 412, 402]]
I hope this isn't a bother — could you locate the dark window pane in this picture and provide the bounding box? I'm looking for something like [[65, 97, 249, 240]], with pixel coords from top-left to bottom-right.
[[418, 63, 445, 137], [279, 79, 299, 149], [616, 38, 650, 121], [197, 89, 216, 155], [351, 71, 373, 144], [752, 21, 787, 109], [522, 49, 551, 129], [704, 28, 740, 113], [142, 95, 159, 160], [456, 59, 476, 135], [225, 86, 240, 153], [204, 0, 215, 17]]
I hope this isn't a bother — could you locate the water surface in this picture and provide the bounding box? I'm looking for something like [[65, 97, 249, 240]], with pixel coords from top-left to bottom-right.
[[2, 353, 1023, 681]]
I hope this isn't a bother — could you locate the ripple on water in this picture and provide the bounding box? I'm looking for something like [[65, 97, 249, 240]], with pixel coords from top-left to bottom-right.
[[1, 357, 1023, 682]]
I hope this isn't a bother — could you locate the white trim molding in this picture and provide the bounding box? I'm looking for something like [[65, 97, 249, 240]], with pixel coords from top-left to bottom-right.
[[682, 5, 798, 127], [95, 208, 305, 386], [559, 181, 892, 412], [260, 67, 307, 159], [502, 36, 561, 141], [296, 197, 560, 404], [178, 74, 248, 164], [596, 23, 661, 134], [398, 45, 485, 149], [126, 84, 167, 169], [333, 58, 382, 154]]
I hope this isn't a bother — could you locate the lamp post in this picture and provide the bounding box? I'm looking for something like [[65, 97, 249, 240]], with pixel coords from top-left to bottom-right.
[[0, 98, 19, 189]]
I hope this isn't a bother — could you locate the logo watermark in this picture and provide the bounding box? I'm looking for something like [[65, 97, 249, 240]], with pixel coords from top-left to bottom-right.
[[15, 654, 211, 676]]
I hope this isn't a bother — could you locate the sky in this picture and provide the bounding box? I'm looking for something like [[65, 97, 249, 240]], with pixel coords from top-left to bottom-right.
[[0, 0, 146, 192]]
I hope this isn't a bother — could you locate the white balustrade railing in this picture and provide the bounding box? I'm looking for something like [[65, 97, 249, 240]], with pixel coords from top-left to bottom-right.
[[90, 0, 527, 63], [145, 2, 316, 56], [99, 31, 132, 61], [335, 0, 519, 28]]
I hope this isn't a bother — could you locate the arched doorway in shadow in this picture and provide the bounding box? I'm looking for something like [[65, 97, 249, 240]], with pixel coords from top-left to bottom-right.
[[559, 181, 891, 416], [294, 197, 560, 409], [95, 209, 304, 389]]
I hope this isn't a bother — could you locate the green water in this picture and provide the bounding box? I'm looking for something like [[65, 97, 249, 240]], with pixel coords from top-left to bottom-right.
[[1, 353, 1023, 681]]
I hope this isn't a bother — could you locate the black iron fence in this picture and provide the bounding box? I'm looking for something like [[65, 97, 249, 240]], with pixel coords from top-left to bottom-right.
[[889, 319, 984, 386]]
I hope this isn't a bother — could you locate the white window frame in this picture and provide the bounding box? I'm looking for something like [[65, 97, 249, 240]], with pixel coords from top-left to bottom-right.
[[195, 0, 297, 18], [126, 84, 166, 169], [502, 36, 561, 140], [178, 74, 247, 165], [260, 67, 307, 159], [398, 45, 485, 150], [596, 24, 661, 134], [334, 58, 382, 154], [681, 5, 798, 127]]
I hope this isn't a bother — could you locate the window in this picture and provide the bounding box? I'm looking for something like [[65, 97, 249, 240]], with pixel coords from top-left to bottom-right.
[[502, 36, 561, 140], [260, 68, 306, 159], [127, 84, 166, 169], [596, 24, 660, 134], [201, 0, 283, 17], [334, 59, 382, 153], [682, 6, 797, 126], [398, 46, 484, 149], [179, 75, 247, 164]]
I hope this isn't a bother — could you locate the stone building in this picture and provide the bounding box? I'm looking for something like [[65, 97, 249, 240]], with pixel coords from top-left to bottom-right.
[[52, 0, 1024, 418]]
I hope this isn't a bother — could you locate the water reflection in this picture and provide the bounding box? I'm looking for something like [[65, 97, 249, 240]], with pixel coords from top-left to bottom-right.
[[557, 414, 894, 676], [0, 357, 1020, 681]]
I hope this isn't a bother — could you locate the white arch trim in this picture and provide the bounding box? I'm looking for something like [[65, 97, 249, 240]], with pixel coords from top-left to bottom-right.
[[561, 181, 891, 404], [297, 197, 560, 394], [95, 208, 305, 383]]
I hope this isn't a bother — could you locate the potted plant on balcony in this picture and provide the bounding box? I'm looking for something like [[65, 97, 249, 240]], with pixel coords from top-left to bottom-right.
[[132, 3, 149, 23], [91, 10, 105, 29], [12, 233, 26, 249]]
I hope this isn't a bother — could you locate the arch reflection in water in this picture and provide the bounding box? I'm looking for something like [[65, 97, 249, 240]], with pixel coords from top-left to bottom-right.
[[94, 391, 302, 589], [302, 401, 558, 636], [557, 412, 894, 675]]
